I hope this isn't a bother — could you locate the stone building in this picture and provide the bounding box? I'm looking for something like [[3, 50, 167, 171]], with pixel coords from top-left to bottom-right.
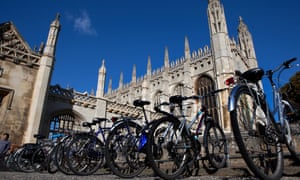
[[102, 0, 258, 131], [0, 0, 258, 145]]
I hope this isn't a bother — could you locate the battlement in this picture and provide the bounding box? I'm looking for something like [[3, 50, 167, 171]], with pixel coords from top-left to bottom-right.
[[49, 85, 98, 109]]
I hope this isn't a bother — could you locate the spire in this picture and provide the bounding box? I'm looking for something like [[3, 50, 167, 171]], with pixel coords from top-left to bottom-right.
[[184, 36, 191, 59], [96, 59, 106, 97], [43, 13, 61, 57], [119, 71, 123, 89], [99, 59, 106, 74], [238, 16, 256, 60], [207, 0, 228, 35], [108, 77, 112, 94], [147, 56, 151, 77], [24, 14, 61, 143], [132, 64, 136, 83], [237, 16, 257, 68], [164, 46, 169, 68]]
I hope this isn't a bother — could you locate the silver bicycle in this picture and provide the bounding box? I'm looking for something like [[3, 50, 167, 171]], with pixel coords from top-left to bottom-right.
[[227, 57, 299, 180]]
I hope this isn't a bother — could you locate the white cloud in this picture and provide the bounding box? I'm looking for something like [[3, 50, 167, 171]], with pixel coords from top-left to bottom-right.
[[73, 11, 97, 36]]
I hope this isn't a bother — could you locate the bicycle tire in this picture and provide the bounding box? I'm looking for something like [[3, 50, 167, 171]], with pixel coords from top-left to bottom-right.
[[105, 120, 145, 178], [47, 145, 59, 174], [146, 116, 189, 180], [54, 136, 74, 175], [6, 148, 22, 171], [203, 121, 228, 169], [31, 147, 46, 172], [282, 102, 300, 163], [230, 86, 283, 180], [66, 134, 105, 176], [16, 147, 35, 173]]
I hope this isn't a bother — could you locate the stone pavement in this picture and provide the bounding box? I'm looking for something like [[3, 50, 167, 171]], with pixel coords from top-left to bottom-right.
[[0, 157, 299, 180]]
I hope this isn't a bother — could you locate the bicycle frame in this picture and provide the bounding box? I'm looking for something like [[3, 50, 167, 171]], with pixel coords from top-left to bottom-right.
[[227, 57, 298, 138]]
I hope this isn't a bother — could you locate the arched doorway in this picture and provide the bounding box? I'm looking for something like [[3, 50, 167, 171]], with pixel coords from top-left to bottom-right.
[[195, 75, 219, 123]]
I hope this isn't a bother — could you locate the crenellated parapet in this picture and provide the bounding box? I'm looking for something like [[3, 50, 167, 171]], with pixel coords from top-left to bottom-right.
[[48, 84, 97, 109], [49, 84, 162, 119], [104, 43, 213, 104], [191, 45, 211, 60], [106, 100, 162, 119]]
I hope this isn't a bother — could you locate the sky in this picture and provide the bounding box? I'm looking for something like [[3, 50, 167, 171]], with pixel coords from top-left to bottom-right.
[[1, 0, 300, 95]]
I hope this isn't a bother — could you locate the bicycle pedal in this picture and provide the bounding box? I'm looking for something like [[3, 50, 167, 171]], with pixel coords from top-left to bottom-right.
[[196, 154, 202, 160]]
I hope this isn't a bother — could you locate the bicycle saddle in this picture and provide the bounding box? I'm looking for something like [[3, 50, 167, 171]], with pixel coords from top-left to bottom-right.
[[133, 99, 150, 107], [82, 121, 96, 127], [92, 117, 108, 123], [240, 68, 264, 83], [33, 134, 46, 139]]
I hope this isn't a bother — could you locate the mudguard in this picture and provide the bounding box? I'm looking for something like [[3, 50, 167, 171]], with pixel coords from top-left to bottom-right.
[[228, 84, 258, 112], [109, 118, 142, 132]]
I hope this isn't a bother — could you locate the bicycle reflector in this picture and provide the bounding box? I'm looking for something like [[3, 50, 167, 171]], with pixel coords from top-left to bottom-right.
[[225, 77, 235, 86], [111, 117, 118, 123]]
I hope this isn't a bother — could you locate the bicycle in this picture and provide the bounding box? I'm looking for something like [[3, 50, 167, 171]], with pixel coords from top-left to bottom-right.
[[227, 57, 299, 180], [53, 132, 76, 175], [104, 99, 161, 178], [65, 117, 111, 176], [31, 138, 56, 172], [146, 90, 228, 180], [15, 134, 48, 172]]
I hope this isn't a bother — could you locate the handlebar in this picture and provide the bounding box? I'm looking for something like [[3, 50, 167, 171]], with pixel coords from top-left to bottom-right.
[[267, 57, 297, 76], [266, 57, 297, 85], [169, 88, 226, 104], [283, 57, 297, 68], [154, 89, 227, 116]]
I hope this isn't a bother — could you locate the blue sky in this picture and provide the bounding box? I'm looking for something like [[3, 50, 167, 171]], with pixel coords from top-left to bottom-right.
[[1, 0, 300, 95]]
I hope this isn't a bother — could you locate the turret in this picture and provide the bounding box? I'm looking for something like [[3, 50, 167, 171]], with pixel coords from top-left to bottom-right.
[[184, 36, 191, 60], [131, 64, 136, 84], [164, 47, 169, 69], [96, 59, 106, 97], [237, 16, 257, 68], [207, 0, 232, 131], [25, 14, 61, 143], [147, 56, 151, 77], [108, 77, 112, 94], [119, 72, 123, 89]]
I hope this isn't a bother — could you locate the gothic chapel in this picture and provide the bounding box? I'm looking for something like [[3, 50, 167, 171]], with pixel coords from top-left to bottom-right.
[[0, 0, 258, 144]]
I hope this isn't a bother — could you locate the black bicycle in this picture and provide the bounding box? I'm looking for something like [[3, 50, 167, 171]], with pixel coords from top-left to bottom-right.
[[104, 99, 162, 178], [65, 118, 111, 176], [146, 90, 228, 180]]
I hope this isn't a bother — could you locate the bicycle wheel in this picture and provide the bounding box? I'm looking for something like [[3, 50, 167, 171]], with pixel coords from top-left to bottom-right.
[[6, 148, 22, 171], [203, 121, 228, 169], [31, 147, 46, 172], [283, 103, 300, 163], [54, 136, 74, 175], [105, 120, 145, 178], [16, 147, 36, 173], [146, 116, 189, 180], [230, 86, 283, 180], [66, 134, 105, 176], [47, 145, 59, 174]]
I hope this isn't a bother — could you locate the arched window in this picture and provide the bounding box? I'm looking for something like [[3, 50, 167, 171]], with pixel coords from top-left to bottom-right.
[[195, 75, 219, 122], [153, 91, 163, 107], [173, 84, 184, 96], [49, 112, 75, 140]]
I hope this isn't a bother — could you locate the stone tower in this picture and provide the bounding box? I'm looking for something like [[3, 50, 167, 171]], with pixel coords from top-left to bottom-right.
[[24, 14, 61, 143], [207, 0, 234, 130]]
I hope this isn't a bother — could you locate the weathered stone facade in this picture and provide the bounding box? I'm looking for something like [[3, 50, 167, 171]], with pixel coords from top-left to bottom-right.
[[0, 0, 258, 145], [102, 0, 258, 132], [0, 21, 42, 145]]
